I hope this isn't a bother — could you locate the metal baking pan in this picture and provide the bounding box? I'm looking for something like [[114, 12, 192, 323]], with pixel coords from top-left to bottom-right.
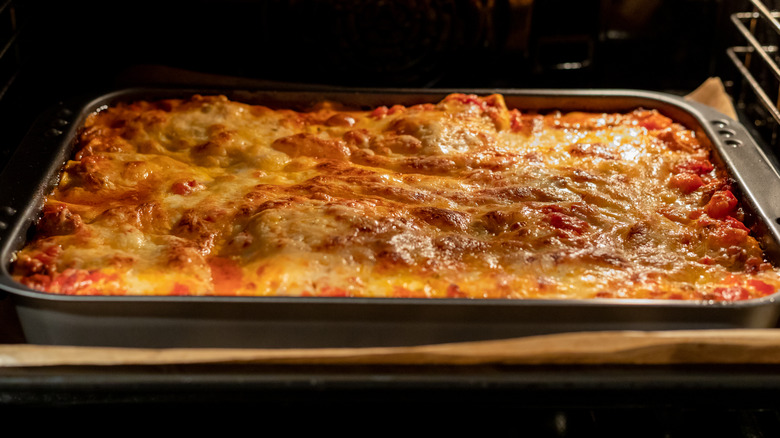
[[1, 86, 780, 349]]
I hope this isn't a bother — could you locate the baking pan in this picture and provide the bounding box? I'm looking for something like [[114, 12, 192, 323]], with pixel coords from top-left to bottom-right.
[[1, 87, 780, 349]]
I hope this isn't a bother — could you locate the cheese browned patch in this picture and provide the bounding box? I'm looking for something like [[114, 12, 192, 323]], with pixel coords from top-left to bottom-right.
[[10, 93, 780, 301]]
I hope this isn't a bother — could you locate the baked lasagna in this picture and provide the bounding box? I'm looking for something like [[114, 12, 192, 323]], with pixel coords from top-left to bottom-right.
[[10, 93, 780, 301]]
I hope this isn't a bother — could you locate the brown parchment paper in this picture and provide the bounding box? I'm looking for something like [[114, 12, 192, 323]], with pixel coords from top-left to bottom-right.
[[685, 77, 738, 120], [4, 329, 780, 367], [0, 77, 767, 368]]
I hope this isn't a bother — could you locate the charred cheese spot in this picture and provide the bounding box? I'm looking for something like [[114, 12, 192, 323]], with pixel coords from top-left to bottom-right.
[[37, 204, 84, 236], [411, 206, 470, 232]]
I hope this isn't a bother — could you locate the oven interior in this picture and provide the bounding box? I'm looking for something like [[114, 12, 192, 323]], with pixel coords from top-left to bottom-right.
[[5, 0, 780, 433], [0, 0, 735, 169]]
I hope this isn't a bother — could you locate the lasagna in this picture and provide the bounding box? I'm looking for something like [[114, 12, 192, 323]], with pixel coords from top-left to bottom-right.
[[10, 93, 780, 301]]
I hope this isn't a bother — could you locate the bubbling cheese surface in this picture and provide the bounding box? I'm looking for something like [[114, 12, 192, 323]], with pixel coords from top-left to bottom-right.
[[10, 93, 780, 301]]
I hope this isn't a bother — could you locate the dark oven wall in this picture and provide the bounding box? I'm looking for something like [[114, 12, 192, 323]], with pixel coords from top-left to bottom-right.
[[0, 0, 737, 170]]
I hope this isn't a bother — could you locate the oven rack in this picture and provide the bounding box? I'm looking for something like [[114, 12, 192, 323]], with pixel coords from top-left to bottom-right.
[[728, 0, 780, 151]]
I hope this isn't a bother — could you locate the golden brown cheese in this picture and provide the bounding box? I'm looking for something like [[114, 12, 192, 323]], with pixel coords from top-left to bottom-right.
[[10, 93, 780, 301]]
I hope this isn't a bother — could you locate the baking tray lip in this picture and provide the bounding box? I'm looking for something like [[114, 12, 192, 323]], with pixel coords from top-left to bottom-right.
[[71, 85, 706, 112], [2, 281, 779, 309], [1, 85, 779, 310], [58, 85, 720, 118]]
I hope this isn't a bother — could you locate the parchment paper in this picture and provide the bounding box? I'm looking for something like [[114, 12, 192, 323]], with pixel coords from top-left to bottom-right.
[[1, 77, 767, 368], [4, 329, 780, 367], [685, 76, 738, 120]]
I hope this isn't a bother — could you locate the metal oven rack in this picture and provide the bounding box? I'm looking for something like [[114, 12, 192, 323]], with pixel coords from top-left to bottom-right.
[[729, 0, 780, 151]]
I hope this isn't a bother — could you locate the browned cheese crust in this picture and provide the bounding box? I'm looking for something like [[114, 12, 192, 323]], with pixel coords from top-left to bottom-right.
[[10, 93, 780, 301]]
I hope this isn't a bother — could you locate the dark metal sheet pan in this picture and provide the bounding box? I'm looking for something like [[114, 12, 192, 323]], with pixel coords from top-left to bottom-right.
[[2, 87, 780, 349]]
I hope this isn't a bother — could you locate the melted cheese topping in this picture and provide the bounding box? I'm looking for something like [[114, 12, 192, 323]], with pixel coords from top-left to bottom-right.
[[10, 93, 780, 301]]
